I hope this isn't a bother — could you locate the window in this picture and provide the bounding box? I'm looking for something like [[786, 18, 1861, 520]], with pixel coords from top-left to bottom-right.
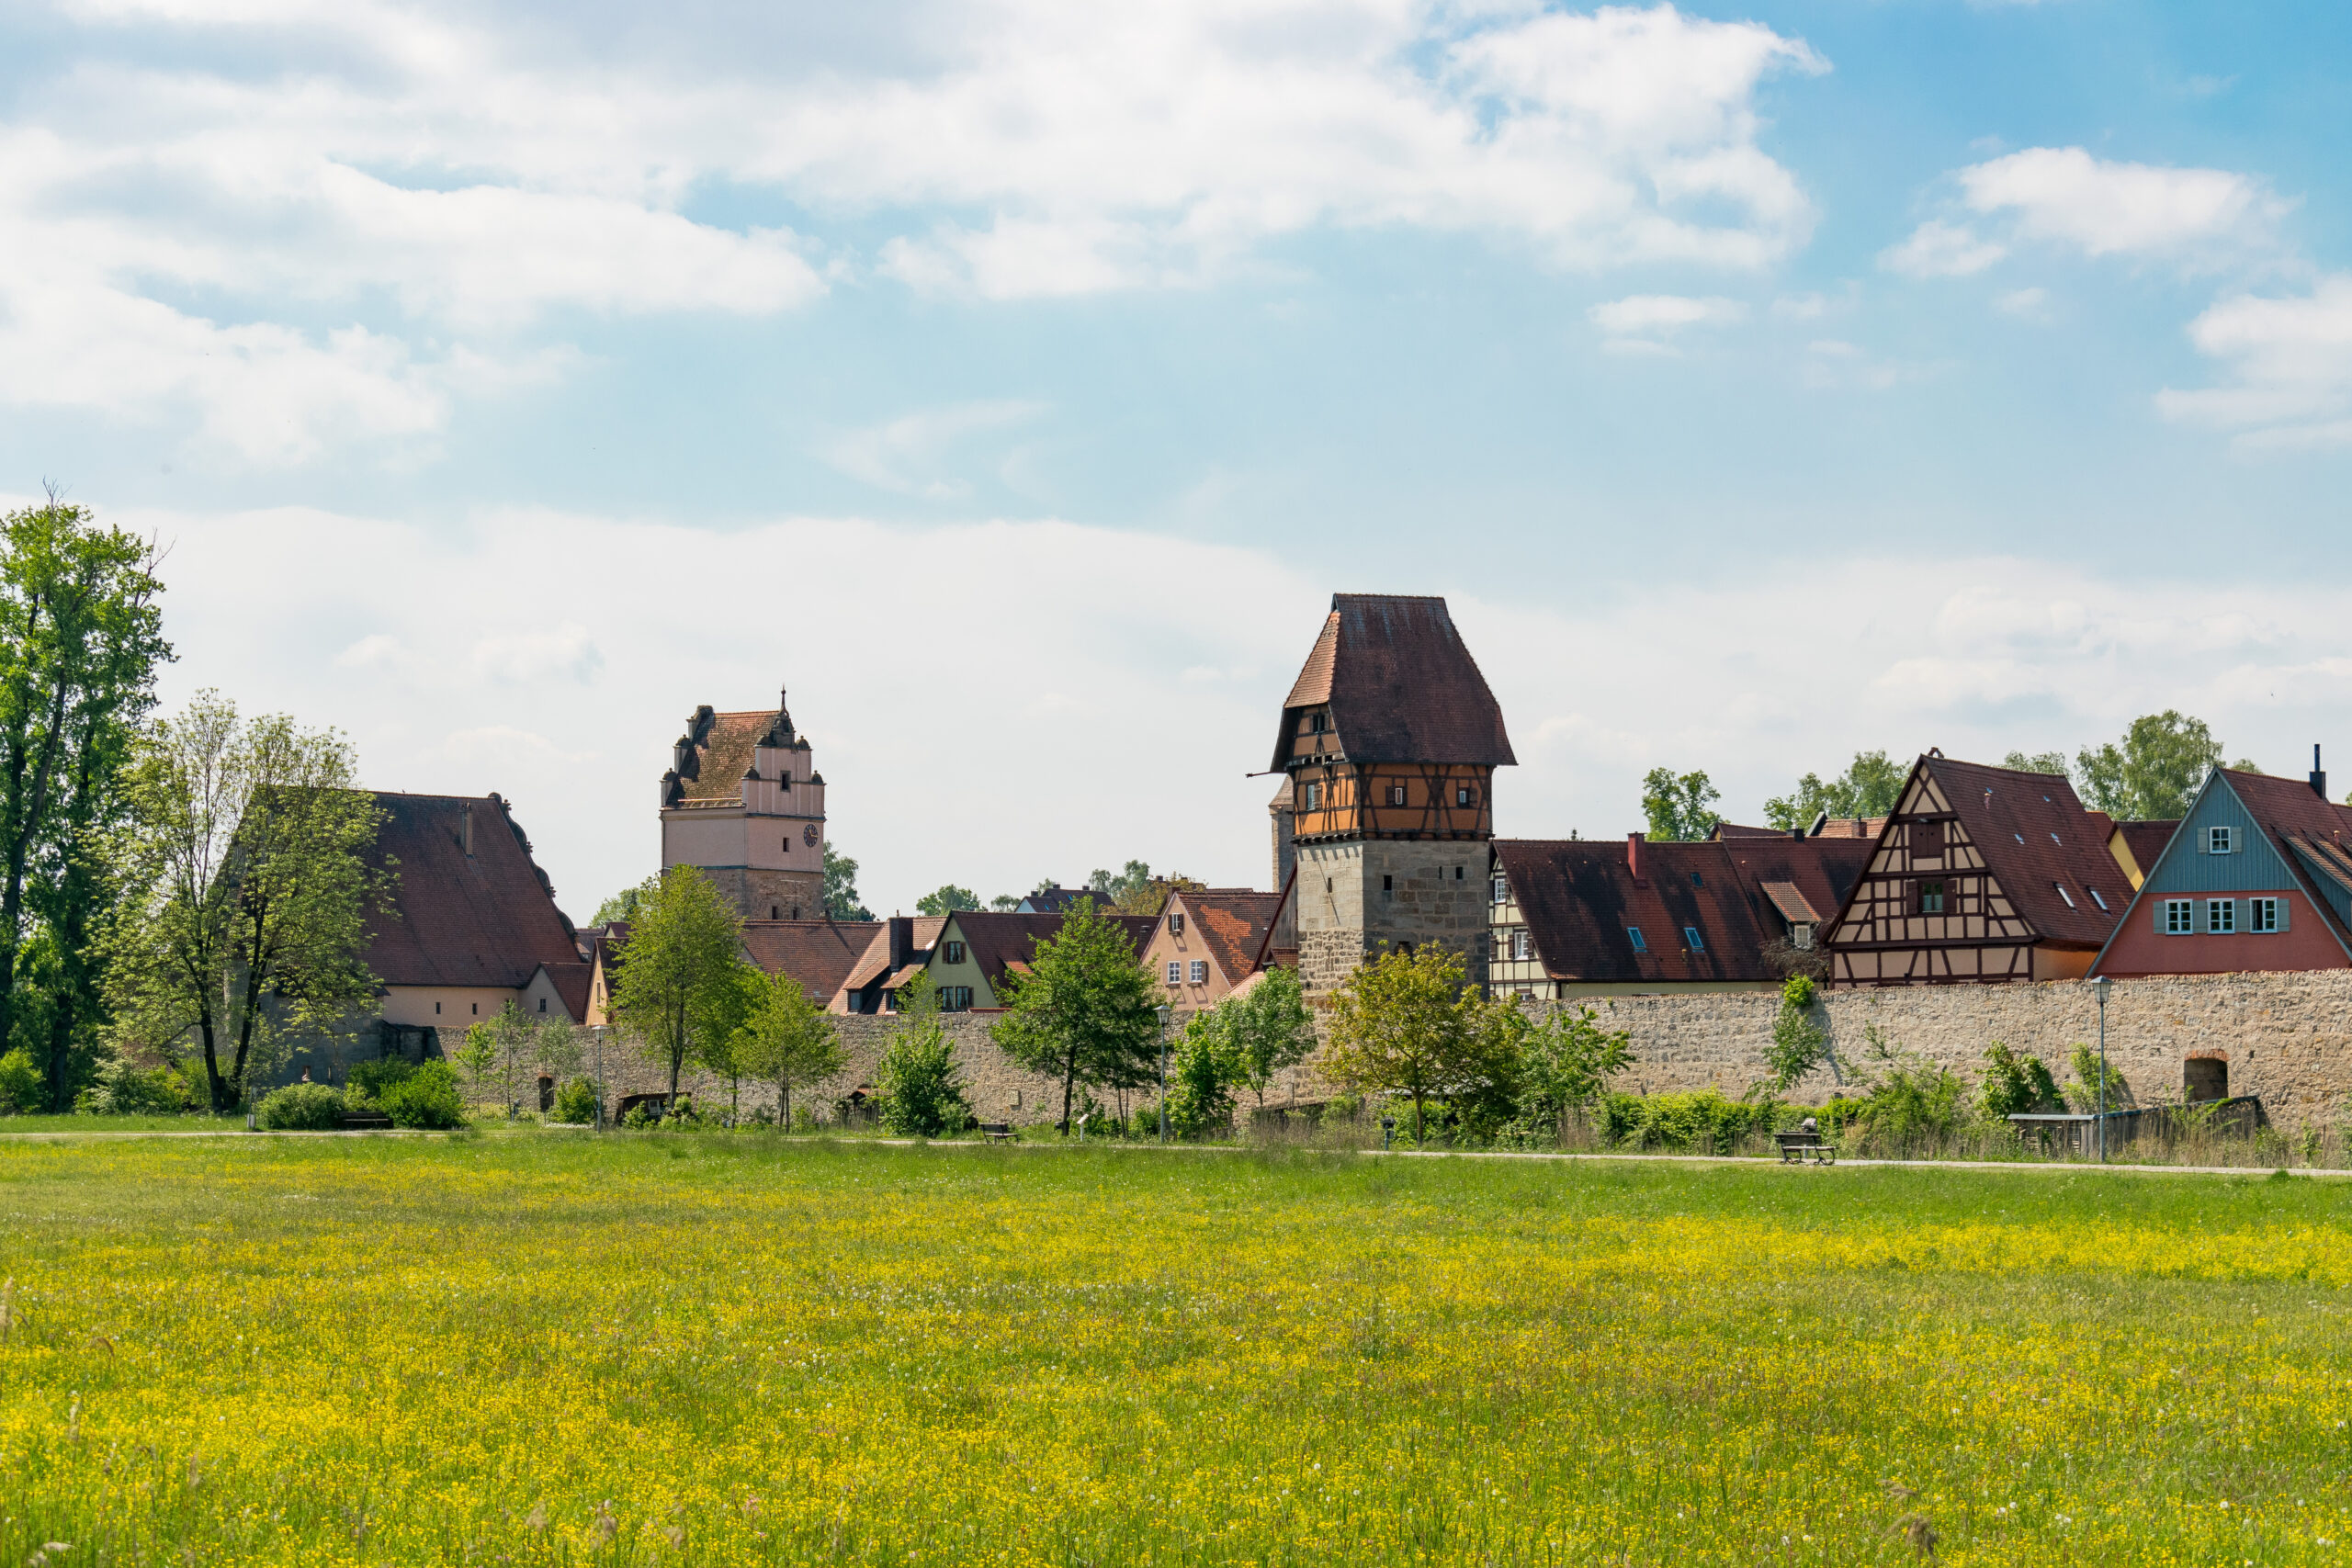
[[1456, 785, 1476, 807], [1690, 871, 1704, 887], [2054, 883, 2075, 908], [1913, 821, 1940, 858], [770, 906, 779, 919], [1492, 874, 1509, 904], [1188, 960, 1208, 984], [1303, 782, 1322, 810], [1169, 912, 1184, 935], [435, 1001, 441, 1015], [2208, 825, 2234, 854], [1454, 865, 1464, 880], [538, 998, 548, 1013], [2164, 897, 2194, 934], [1510, 930, 1531, 961], [2208, 898, 2236, 934], [1309, 709, 1329, 733], [944, 941, 966, 964], [1382, 874, 1393, 898], [1919, 880, 1946, 914], [471, 1001, 478, 1015], [1683, 926, 1705, 951], [1626, 927, 1647, 952], [2252, 897, 2283, 932], [1790, 923, 1815, 951], [1165, 962, 1182, 985], [1388, 784, 1407, 807], [940, 987, 973, 1011], [2089, 887, 2109, 911]]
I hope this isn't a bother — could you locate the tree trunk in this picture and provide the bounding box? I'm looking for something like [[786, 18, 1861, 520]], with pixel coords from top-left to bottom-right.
[[1060, 1046, 1078, 1134], [781, 1082, 791, 1129], [1411, 1089, 1425, 1143]]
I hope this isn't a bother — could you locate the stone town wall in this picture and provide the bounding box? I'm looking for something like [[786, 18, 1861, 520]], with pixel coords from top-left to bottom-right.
[[1544, 971, 2352, 1129]]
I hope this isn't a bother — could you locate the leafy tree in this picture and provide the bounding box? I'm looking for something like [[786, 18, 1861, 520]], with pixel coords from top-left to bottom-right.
[[1084, 862, 1201, 916], [915, 884, 979, 916], [454, 1021, 499, 1100], [2000, 750, 2069, 777], [1980, 1043, 2058, 1119], [987, 894, 1023, 911], [1514, 1002, 1634, 1126], [1639, 768, 1721, 842], [823, 840, 873, 921], [1762, 750, 1904, 831], [0, 494, 171, 1109], [607, 866, 745, 1101], [876, 974, 967, 1136], [1218, 965, 1317, 1111], [993, 897, 1160, 1132], [1320, 943, 1497, 1141], [1162, 1012, 1246, 1138], [692, 963, 765, 1121], [2075, 711, 2223, 820], [2064, 1042, 2132, 1113], [588, 886, 641, 927], [733, 966, 845, 1127], [102, 695, 390, 1111]]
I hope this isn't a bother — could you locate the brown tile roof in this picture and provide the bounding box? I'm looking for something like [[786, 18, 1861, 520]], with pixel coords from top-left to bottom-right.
[[1712, 822, 1790, 839], [1171, 889, 1287, 983], [1758, 881, 1819, 924], [1497, 836, 1870, 984], [739, 919, 882, 1002], [1917, 756, 2125, 946], [1022, 886, 1093, 913], [362, 792, 582, 990], [2208, 770, 2352, 936], [1269, 593, 1515, 770], [2115, 819, 2179, 876], [534, 961, 594, 1021], [950, 911, 1157, 998], [838, 916, 951, 996]]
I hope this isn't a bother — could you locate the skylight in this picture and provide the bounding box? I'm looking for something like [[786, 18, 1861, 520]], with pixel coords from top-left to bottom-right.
[[1626, 927, 1646, 953], [2054, 883, 2075, 908], [2089, 887, 2109, 911]]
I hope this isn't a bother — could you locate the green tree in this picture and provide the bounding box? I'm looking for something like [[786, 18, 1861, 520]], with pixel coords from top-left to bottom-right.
[[607, 866, 745, 1101], [1320, 943, 1493, 1141], [1163, 1011, 1246, 1138], [1514, 1002, 1634, 1126], [1218, 964, 1317, 1111], [1762, 750, 1904, 831], [453, 1021, 499, 1100], [1639, 768, 1721, 841], [992, 897, 1160, 1132], [102, 695, 390, 1111], [915, 884, 979, 916], [588, 886, 641, 927], [1084, 863, 1199, 916], [987, 894, 1023, 911], [2075, 711, 2223, 820], [734, 966, 845, 1127], [2000, 750, 2070, 777], [876, 973, 967, 1136], [693, 962, 765, 1122], [823, 840, 873, 920], [0, 494, 171, 1110], [1762, 974, 1832, 1090], [1980, 1043, 2058, 1119]]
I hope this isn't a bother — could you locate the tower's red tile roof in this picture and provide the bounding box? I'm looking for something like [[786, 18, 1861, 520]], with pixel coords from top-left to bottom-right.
[[1270, 593, 1514, 771]]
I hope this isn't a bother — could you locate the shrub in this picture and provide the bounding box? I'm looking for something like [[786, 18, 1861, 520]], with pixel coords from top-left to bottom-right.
[[347, 1057, 416, 1106], [380, 1061, 465, 1129], [550, 1077, 600, 1124], [257, 1082, 346, 1131], [877, 1022, 967, 1138], [1599, 1089, 1765, 1152], [0, 1048, 47, 1113], [622, 1101, 661, 1130], [1981, 1043, 2059, 1119]]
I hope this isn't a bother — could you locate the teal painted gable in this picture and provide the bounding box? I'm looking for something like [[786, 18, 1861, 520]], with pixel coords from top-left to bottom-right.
[[2139, 774, 2297, 897]]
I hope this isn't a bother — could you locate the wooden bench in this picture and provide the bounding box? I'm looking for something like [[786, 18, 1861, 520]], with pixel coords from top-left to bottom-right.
[[1774, 1131, 1835, 1165], [979, 1122, 1015, 1144]]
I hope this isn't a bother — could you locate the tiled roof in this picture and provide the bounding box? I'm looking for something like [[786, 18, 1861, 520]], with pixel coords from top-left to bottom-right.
[[2115, 819, 2180, 877], [739, 919, 883, 1002], [1921, 756, 2124, 946], [951, 911, 1158, 997], [1172, 890, 1286, 983], [2210, 770, 2352, 942], [838, 917, 951, 995], [1022, 886, 1094, 913], [534, 961, 594, 1021], [1270, 593, 1515, 770], [1497, 836, 1870, 984], [361, 792, 582, 990], [1758, 881, 1819, 924], [675, 710, 773, 806]]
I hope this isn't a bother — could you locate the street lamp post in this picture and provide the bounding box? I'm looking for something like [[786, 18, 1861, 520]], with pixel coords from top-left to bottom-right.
[[1155, 1005, 1170, 1145], [2093, 975, 2112, 1163]]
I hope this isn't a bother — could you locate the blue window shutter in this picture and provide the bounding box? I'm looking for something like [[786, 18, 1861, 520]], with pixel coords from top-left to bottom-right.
[[2279, 896, 2291, 931]]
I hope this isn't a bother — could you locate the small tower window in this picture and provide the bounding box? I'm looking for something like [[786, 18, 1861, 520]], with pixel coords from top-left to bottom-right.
[[1308, 709, 1330, 733], [1456, 785, 1476, 807], [770, 906, 779, 919], [538, 998, 548, 1013], [1382, 874, 1394, 899], [1388, 784, 1406, 807]]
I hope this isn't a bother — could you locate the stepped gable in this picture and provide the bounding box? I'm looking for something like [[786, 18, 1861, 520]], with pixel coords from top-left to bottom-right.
[[1268, 593, 1514, 771], [739, 919, 884, 1002], [362, 792, 582, 989]]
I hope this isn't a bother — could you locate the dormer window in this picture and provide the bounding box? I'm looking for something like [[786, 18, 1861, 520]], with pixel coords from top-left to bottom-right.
[[1307, 709, 1330, 734], [2054, 883, 2075, 908]]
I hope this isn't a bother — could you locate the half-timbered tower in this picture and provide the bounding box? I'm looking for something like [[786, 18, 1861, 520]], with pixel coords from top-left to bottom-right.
[[1271, 593, 1514, 993], [659, 688, 828, 922], [1821, 752, 2131, 986]]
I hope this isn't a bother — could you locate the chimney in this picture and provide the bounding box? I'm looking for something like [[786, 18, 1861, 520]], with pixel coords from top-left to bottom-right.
[[460, 802, 473, 857], [888, 915, 912, 970], [2312, 744, 2328, 800], [1627, 831, 1645, 886]]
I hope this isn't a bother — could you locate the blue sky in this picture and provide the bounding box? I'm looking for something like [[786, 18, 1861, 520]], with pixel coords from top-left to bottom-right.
[[2, 0, 2348, 916]]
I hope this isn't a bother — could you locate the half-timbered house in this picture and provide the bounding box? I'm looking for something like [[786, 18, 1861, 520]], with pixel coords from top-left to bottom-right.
[[1272, 592, 1513, 992], [1820, 752, 2132, 986]]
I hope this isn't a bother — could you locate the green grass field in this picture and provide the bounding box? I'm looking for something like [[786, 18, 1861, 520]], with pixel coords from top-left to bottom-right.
[[1, 1134, 2347, 1565]]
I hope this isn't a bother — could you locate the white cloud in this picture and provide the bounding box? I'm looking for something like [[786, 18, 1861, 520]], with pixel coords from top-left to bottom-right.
[[816, 401, 1048, 498], [1880, 219, 2007, 278], [1588, 293, 1746, 354], [2157, 276, 2352, 451], [1993, 286, 2050, 319]]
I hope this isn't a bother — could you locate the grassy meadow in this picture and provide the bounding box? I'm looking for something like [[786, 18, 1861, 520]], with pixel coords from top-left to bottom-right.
[[1, 1134, 2348, 1565]]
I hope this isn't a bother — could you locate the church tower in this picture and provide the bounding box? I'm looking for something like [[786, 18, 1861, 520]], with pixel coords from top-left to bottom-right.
[[1270, 594, 1514, 994], [659, 688, 828, 921]]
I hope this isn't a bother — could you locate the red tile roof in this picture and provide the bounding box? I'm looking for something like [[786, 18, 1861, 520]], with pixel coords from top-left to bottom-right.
[[739, 919, 883, 1002], [2114, 819, 2179, 877], [673, 710, 770, 806], [1497, 836, 1870, 984], [1170, 889, 1287, 983], [950, 910, 1158, 998], [361, 792, 582, 990], [1915, 756, 2124, 946], [1270, 593, 1514, 770], [533, 961, 594, 1021]]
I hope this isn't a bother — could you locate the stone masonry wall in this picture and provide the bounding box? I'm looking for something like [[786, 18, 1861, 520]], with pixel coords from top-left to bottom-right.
[[1552, 971, 2352, 1130]]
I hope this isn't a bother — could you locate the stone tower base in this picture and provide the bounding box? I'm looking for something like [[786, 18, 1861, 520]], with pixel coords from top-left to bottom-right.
[[702, 867, 826, 922], [1293, 838, 1490, 996]]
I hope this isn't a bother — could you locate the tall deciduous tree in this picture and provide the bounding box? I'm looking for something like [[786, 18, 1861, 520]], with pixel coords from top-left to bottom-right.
[[915, 884, 979, 916], [1762, 750, 1904, 831], [608, 866, 744, 1100], [1219, 964, 1317, 1111], [2076, 712, 2224, 820], [0, 495, 170, 1107], [992, 898, 1159, 1133], [734, 966, 845, 1127], [876, 972, 967, 1137], [1320, 943, 1497, 1141], [823, 840, 873, 920], [1639, 768, 1721, 842], [103, 695, 389, 1111]]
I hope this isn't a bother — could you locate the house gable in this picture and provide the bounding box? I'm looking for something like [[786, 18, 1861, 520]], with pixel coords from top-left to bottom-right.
[[1825, 761, 2039, 985]]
